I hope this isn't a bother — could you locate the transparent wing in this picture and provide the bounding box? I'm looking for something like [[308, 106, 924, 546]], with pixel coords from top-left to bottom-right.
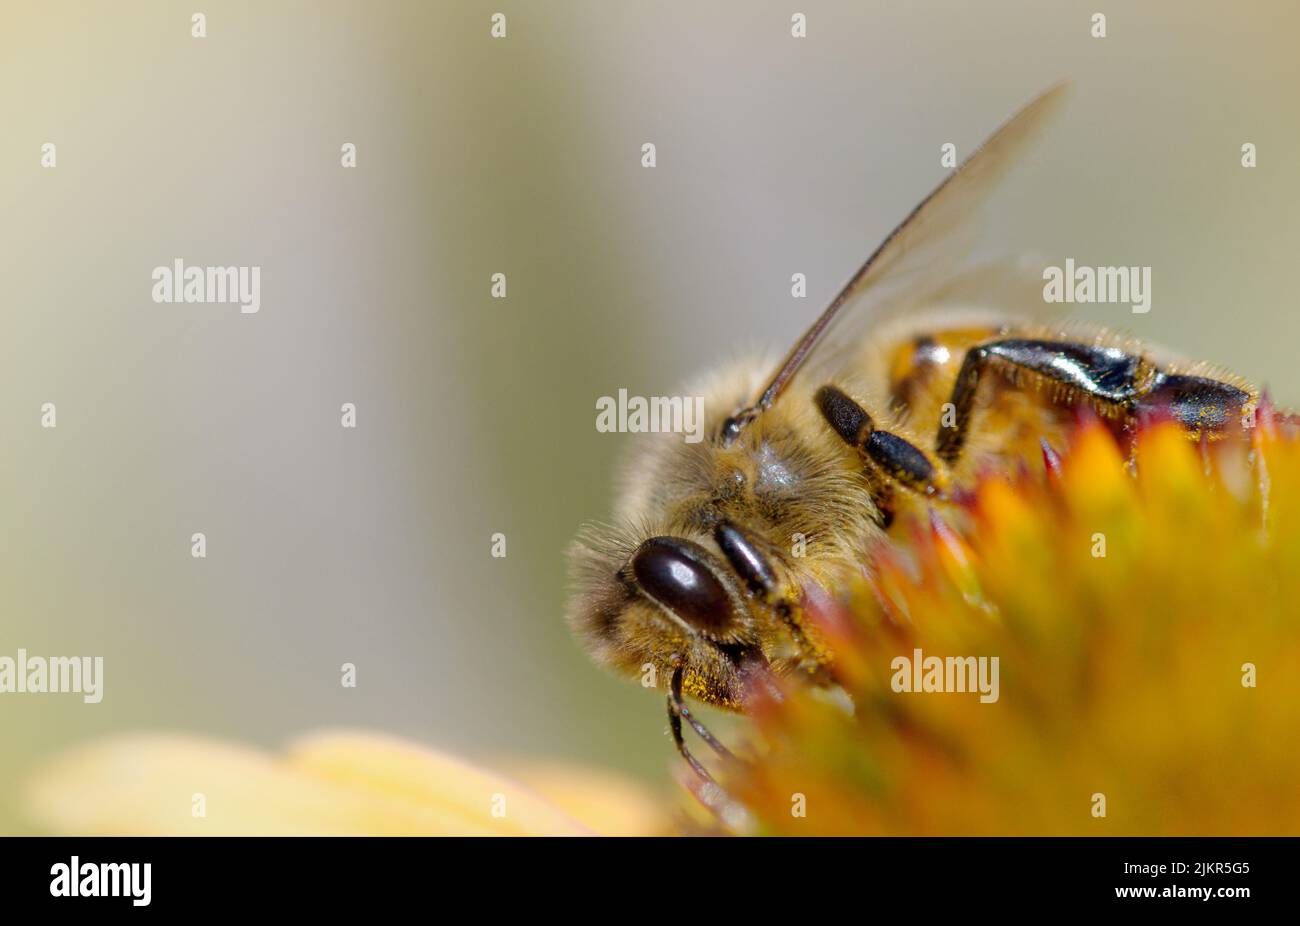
[[747, 83, 1070, 416]]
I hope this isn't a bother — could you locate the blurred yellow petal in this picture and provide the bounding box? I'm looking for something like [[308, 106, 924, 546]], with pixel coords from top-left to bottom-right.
[[285, 731, 591, 835], [24, 730, 605, 836], [507, 760, 672, 836]]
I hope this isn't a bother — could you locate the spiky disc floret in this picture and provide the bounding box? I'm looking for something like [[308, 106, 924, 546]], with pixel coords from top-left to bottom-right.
[[709, 415, 1300, 835]]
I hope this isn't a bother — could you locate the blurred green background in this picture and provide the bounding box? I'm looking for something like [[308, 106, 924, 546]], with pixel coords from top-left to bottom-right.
[[2, 0, 1298, 831]]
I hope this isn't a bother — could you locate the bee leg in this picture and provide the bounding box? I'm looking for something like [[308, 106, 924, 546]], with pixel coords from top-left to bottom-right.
[[935, 340, 1154, 464], [934, 338, 1255, 465], [1134, 373, 1257, 434], [666, 658, 734, 783], [815, 384, 948, 499]]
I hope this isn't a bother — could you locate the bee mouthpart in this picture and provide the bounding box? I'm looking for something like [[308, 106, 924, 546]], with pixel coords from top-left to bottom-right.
[[666, 657, 735, 784]]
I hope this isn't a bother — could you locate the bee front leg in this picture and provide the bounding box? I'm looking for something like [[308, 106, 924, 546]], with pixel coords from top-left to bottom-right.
[[814, 385, 949, 501]]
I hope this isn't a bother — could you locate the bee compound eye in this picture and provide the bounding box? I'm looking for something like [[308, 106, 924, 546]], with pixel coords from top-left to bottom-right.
[[631, 538, 736, 634]]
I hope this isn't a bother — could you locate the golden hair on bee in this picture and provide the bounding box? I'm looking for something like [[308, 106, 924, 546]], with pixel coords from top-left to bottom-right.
[[567, 359, 886, 709]]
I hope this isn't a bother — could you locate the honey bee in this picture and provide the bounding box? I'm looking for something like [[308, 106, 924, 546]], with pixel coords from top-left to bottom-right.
[[566, 85, 1262, 777]]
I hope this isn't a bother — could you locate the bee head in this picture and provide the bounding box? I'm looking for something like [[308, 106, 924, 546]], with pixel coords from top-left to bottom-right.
[[566, 362, 863, 708], [566, 520, 783, 710]]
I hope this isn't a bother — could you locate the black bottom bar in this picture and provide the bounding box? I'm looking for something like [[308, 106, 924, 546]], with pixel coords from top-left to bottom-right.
[[1, 836, 1287, 912]]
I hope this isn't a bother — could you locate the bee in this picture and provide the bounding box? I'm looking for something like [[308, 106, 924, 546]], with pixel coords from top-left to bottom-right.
[[566, 85, 1263, 778]]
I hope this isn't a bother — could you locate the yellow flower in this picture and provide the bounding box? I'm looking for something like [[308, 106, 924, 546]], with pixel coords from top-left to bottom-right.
[[23, 730, 667, 836], [716, 417, 1300, 835]]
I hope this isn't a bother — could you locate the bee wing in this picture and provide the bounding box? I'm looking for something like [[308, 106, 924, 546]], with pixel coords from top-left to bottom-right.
[[750, 83, 1069, 413]]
